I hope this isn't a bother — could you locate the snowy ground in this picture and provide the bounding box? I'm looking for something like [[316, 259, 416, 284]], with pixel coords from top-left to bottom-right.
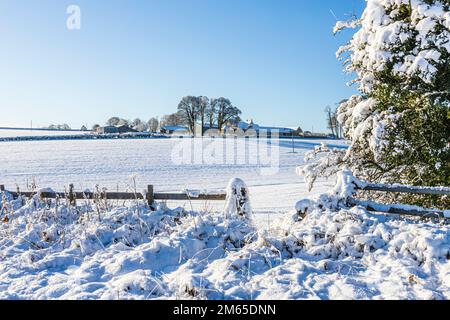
[[0, 190, 448, 300], [0, 138, 345, 227], [0, 128, 87, 138], [0, 138, 345, 190], [1, 137, 447, 300]]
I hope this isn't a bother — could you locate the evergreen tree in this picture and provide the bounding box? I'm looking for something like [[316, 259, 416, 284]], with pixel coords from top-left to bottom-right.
[[303, 0, 450, 207]]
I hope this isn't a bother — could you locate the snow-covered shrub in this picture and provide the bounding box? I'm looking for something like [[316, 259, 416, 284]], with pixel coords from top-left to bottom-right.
[[302, 0, 450, 208], [295, 199, 317, 218], [0, 192, 256, 300], [1, 187, 449, 300], [297, 143, 347, 191], [276, 205, 450, 267], [224, 178, 253, 221], [175, 199, 450, 300], [294, 169, 365, 221]]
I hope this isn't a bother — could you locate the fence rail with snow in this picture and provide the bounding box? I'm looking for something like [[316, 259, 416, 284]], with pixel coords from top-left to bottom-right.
[[351, 182, 450, 219], [0, 184, 226, 207], [0, 179, 253, 220], [357, 183, 450, 196]]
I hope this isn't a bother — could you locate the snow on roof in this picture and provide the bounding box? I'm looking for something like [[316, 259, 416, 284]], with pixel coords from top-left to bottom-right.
[[235, 121, 295, 133], [237, 121, 250, 130], [162, 125, 189, 132], [259, 126, 295, 133]]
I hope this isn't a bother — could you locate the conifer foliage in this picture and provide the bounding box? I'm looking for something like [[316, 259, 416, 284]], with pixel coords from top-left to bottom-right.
[[304, 0, 450, 207]]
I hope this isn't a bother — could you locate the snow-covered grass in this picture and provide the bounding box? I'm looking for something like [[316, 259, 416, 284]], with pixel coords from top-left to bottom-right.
[[0, 187, 448, 300], [0, 138, 346, 190], [0, 138, 347, 224], [0, 129, 87, 138], [0, 192, 256, 299]]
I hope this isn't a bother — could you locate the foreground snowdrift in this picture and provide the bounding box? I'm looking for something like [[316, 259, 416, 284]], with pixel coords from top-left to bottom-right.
[[0, 191, 448, 300]]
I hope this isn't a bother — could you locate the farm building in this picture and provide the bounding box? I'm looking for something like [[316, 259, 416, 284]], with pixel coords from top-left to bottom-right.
[[96, 125, 137, 134], [117, 125, 138, 134], [96, 126, 118, 134], [224, 121, 296, 138], [160, 126, 190, 135]]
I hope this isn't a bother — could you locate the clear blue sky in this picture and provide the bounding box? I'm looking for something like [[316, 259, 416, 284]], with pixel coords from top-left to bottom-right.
[[0, 0, 364, 132]]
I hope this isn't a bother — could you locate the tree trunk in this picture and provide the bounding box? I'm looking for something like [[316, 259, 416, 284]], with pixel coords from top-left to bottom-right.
[[201, 117, 204, 136]]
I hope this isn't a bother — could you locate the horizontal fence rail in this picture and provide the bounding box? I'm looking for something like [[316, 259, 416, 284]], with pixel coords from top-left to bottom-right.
[[2, 181, 448, 219], [348, 198, 447, 219], [357, 184, 450, 196], [0, 184, 226, 207], [352, 181, 449, 219]]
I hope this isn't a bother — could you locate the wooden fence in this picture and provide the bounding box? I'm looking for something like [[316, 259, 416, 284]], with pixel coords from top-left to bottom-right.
[[357, 183, 450, 196], [0, 184, 226, 207], [353, 183, 450, 219], [1, 182, 448, 219]]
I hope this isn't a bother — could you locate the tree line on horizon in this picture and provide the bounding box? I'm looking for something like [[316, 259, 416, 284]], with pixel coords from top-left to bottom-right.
[[93, 96, 243, 134], [43, 95, 313, 136]]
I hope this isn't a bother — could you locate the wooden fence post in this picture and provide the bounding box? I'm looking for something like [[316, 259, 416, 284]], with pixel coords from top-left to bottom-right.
[[69, 184, 76, 206], [147, 185, 154, 209]]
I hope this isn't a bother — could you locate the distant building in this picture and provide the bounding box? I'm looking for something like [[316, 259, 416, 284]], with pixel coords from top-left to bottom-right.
[[117, 125, 138, 134], [254, 125, 295, 138], [96, 125, 137, 135], [96, 126, 118, 134], [224, 121, 296, 138], [301, 131, 331, 138], [160, 125, 190, 135]]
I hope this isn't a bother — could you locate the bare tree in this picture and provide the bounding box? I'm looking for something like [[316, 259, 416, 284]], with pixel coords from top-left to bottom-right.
[[325, 106, 336, 137], [148, 117, 159, 133], [336, 99, 347, 138], [171, 95, 243, 135], [117, 118, 130, 127], [206, 100, 217, 129], [106, 117, 132, 128], [106, 117, 121, 126], [177, 96, 200, 134], [60, 124, 71, 130], [131, 118, 148, 132], [211, 98, 242, 131], [325, 104, 344, 138], [198, 96, 209, 136], [46, 124, 71, 130], [161, 112, 185, 127]]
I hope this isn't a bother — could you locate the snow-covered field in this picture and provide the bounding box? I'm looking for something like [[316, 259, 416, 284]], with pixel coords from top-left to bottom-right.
[[0, 138, 448, 300], [0, 138, 346, 225], [0, 129, 87, 138], [0, 138, 346, 190]]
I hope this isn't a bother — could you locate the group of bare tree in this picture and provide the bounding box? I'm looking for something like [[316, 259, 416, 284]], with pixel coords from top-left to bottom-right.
[[92, 117, 161, 133], [325, 102, 344, 139], [44, 124, 72, 130], [160, 112, 184, 128], [176, 96, 242, 135], [95, 95, 241, 135]]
